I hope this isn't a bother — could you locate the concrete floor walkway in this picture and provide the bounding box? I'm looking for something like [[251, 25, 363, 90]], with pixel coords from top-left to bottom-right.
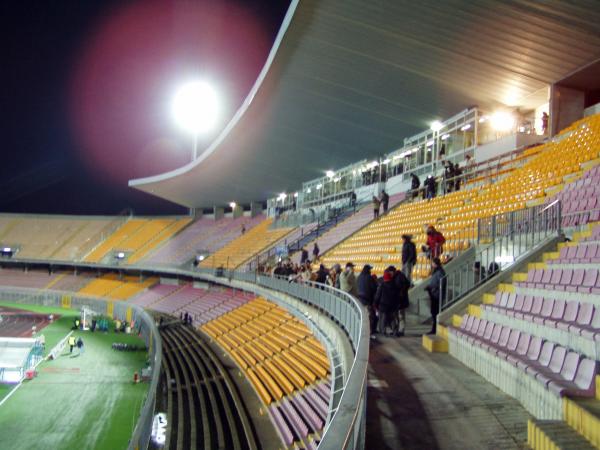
[[366, 327, 530, 450]]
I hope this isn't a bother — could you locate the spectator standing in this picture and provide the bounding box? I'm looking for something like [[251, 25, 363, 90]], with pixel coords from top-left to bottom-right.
[[425, 225, 446, 259], [465, 154, 476, 175], [425, 258, 446, 335], [300, 247, 309, 264], [454, 163, 463, 191], [241, 224, 246, 235], [388, 265, 410, 336], [315, 264, 328, 284], [327, 264, 342, 289], [350, 191, 357, 209], [339, 262, 358, 296], [401, 234, 417, 285], [374, 271, 398, 336], [410, 173, 420, 199], [312, 242, 320, 261], [357, 265, 378, 335], [380, 190, 390, 214], [425, 176, 436, 200], [372, 196, 381, 219], [68, 335, 76, 354], [444, 161, 455, 193], [541, 112, 549, 134], [76, 337, 84, 355]]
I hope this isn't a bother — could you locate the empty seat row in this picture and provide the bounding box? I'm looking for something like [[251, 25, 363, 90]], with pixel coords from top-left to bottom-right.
[[518, 267, 600, 294], [549, 243, 600, 264]]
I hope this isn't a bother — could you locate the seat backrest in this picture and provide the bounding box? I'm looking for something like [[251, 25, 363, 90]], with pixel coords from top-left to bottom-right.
[[465, 315, 475, 330], [506, 293, 517, 309], [483, 322, 494, 340], [575, 245, 587, 259], [540, 298, 555, 317], [572, 269, 585, 286], [516, 333, 530, 355], [476, 320, 487, 336], [551, 299, 566, 320], [576, 303, 594, 325], [550, 269, 563, 285], [526, 336, 543, 360], [513, 295, 525, 311], [531, 297, 544, 315], [539, 342, 555, 366], [574, 359, 598, 390], [533, 269, 543, 283], [490, 324, 502, 343], [507, 329, 521, 351], [567, 246, 578, 259], [583, 269, 598, 287], [527, 269, 536, 282], [521, 295, 533, 313], [563, 301, 579, 322], [559, 246, 569, 259], [498, 292, 509, 307], [494, 291, 503, 305], [460, 314, 469, 329], [548, 346, 567, 373], [560, 269, 573, 285], [497, 327, 511, 347], [470, 317, 480, 332], [541, 269, 553, 284], [585, 243, 598, 259], [561, 351, 580, 381]]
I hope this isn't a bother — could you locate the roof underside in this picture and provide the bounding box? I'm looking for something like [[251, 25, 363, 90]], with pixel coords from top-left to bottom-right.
[[130, 0, 600, 208]]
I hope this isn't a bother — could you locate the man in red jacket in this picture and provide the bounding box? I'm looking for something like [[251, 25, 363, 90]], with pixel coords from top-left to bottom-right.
[[425, 225, 445, 259]]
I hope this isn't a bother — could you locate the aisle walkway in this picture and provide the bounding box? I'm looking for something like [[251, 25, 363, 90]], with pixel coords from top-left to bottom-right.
[[367, 329, 530, 450]]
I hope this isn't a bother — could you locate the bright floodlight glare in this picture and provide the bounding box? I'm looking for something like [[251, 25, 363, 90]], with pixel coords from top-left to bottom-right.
[[325, 170, 335, 178], [430, 120, 443, 132], [229, 202, 236, 209], [490, 111, 515, 132], [172, 81, 220, 134]]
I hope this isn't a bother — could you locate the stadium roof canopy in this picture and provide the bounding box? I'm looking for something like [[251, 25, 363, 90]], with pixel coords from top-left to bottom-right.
[[130, 0, 600, 208]]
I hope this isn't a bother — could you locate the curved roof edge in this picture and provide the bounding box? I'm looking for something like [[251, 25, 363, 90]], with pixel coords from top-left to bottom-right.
[[128, 0, 300, 190]]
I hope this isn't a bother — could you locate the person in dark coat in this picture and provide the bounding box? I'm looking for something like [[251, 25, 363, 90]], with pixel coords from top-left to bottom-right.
[[357, 265, 378, 335], [401, 234, 417, 285], [300, 248, 309, 264], [410, 173, 420, 199], [380, 190, 390, 213], [388, 265, 410, 336], [372, 196, 381, 219], [315, 264, 328, 284], [312, 243, 320, 261], [425, 175, 436, 200], [374, 271, 398, 336], [425, 258, 446, 335]]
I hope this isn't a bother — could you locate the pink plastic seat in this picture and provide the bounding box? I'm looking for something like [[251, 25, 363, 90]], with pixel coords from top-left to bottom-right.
[[567, 269, 586, 292], [537, 269, 553, 288], [557, 269, 573, 291], [532, 346, 567, 385], [556, 301, 580, 331], [545, 269, 563, 289], [533, 298, 555, 324], [548, 356, 597, 397], [523, 297, 544, 321], [507, 333, 531, 366], [578, 269, 598, 293], [544, 299, 566, 327]]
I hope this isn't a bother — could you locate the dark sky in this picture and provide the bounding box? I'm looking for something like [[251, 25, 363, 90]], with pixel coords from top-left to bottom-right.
[[0, 0, 289, 216]]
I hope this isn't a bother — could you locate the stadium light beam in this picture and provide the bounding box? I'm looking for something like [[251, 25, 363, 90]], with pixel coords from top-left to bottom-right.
[[490, 111, 516, 132], [172, 80, 220, 160]]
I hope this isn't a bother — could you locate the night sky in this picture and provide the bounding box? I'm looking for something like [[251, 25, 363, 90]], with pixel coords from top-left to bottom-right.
[[0, 1, 289, 216]]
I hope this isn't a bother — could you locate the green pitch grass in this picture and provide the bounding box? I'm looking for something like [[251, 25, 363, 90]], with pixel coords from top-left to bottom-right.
[[0, 302, 150, 450]]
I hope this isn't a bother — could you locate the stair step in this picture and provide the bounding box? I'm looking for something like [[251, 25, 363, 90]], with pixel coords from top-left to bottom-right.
[[563, 397, 600, 448], [528, 419, 596, 450], [422, 334, 448, 353]]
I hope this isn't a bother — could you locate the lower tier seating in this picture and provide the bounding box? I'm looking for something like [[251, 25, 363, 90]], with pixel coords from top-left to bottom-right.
[[449, 316, 597, 419]]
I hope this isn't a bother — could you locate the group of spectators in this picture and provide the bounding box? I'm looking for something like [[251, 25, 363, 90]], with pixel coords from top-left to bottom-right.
[[408, 155, 473, 201]]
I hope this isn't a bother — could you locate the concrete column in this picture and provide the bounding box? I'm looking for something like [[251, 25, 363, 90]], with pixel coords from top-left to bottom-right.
[[550, 84, 585, 136], [213, 206, 224, 220], [232, 204, 243, 219], [250, 202, 263, 218]]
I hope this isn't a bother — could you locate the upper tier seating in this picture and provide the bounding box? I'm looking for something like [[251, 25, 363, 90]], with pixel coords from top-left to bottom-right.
[[142, 284, 253, 325], [323, 114, 600, 280], [142, 215, 265, 265], [84, 217, 191, 263], [0, 268, 58, 290], [0, 215, 120, 261], [291, 193, 405, 265], [322, 190, 473, 279], [77, 273, 157, 300], [199, 218, 294, 269]]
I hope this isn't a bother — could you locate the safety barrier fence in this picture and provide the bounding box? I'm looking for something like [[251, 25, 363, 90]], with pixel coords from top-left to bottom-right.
[[438, 201, 562, 312]]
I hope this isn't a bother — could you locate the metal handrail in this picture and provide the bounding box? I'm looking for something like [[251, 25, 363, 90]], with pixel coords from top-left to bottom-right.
[[436, 200, 562, 312]]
